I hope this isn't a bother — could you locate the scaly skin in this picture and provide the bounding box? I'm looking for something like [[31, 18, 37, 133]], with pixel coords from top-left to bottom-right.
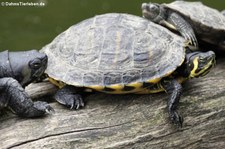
[[0, 50, 54, 118]]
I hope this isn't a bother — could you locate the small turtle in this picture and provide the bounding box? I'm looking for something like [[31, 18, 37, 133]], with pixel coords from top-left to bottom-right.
[[142, 1, 225, 51], [0, 50, 53, 118], [41, 13, 215, 127]]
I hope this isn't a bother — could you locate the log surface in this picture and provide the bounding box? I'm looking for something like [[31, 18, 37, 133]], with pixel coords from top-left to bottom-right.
[[1, 59, 225, 149]]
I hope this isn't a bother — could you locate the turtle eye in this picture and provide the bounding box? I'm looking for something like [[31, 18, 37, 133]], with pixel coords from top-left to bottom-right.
[[150, 4, 158, 11], [29, 59, 42, 69]]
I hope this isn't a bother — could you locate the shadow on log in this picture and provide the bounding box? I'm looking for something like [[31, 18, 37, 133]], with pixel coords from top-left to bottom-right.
[[1, 59, 225, 149]]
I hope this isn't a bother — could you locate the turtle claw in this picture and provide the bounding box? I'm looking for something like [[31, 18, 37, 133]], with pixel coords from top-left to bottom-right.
[[58, 94, 84, 110], [189, 35, 198, 48], [25, 101, 55, 117], [70, 94, 85, 110], [55, 93, 85, 110], [45, 106, 55, 114], [34, 101, 54, 113], [170, 111, 183, 128], [183, 32, 198, 48], [54, 86, 85, 110]]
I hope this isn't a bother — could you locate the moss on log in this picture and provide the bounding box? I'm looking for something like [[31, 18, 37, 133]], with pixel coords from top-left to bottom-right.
[[0, 59, 225, 149]]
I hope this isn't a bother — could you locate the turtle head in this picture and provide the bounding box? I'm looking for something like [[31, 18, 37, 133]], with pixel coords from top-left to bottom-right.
[[9, 50, 48, 87], [184, 51, 215, 78], [141, 3, 163, 23]]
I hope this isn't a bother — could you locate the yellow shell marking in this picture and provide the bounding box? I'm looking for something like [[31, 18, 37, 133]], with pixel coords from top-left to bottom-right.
[[136, 83, 164, 94], [88, 85, 105, 91], [126, 82, 143, 88], [136, 88, 164, 94], [113, 31, 121, 65], [107, 84, 124, 90], [146, 77, 161, 84], [48, 77, 65, 88]]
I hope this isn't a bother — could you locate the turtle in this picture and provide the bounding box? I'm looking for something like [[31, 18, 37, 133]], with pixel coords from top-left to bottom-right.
[[141, 1, 225, 51], [0, 50, 53, 118], [40, 13, 215, 127]]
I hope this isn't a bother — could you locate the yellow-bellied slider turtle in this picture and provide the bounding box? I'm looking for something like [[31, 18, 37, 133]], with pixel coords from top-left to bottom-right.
[[41, 13, 215, 127], [142, 1, 225, 51], [0, 50, 53, 118]]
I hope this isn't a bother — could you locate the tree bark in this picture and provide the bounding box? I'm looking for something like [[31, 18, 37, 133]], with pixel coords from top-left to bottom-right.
[[1, 59, 225, 149]]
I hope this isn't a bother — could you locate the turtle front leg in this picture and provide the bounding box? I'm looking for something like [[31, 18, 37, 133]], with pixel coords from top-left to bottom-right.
[[0, 77, 54, 117], [161, 78, 183, 127], [166, 12, 198, 48], [54, 85, 85, 109]]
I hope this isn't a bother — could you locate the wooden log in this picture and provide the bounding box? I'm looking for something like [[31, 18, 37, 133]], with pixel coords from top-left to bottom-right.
[[25, 81, 57, 99], [1, 59, 225, 149]]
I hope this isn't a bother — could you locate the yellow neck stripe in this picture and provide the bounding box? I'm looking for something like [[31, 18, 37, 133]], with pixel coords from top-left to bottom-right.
[[190, 57, 199, 78]]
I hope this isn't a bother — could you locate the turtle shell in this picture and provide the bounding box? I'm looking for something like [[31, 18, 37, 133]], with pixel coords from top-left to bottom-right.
[[164, 1, 225, 46], [41, 13, 185, 92]]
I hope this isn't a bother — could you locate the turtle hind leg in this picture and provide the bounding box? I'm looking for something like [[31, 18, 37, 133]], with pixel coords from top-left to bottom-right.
[[0, 77, 54, 118], [54, 85, 85, 110], [167, 12, 198, 48], [161, 78, 183, 127]]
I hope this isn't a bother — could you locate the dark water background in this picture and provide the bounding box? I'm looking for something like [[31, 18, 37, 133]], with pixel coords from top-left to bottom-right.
[[0, 0, 224, 52]]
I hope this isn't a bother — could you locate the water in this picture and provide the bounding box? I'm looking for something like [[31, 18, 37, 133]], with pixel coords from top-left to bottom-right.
[[0, 0, 224, 51]]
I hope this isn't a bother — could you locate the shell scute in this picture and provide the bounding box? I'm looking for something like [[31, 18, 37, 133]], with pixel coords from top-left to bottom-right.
[[41, 13, 185, 87]]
